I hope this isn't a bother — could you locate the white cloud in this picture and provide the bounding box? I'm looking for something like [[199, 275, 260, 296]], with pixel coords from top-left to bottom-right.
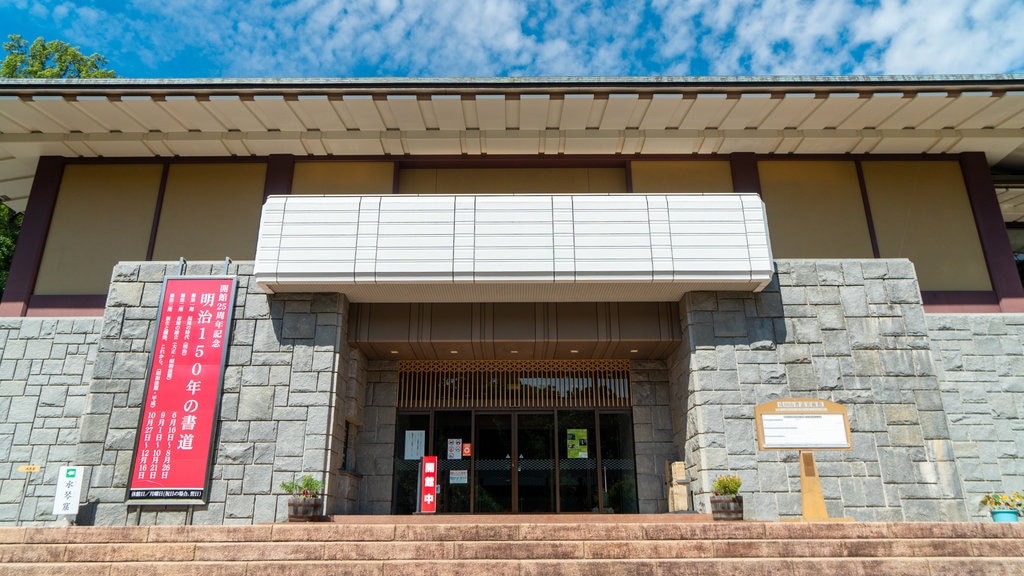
[[5, 0, 1024, 77], [851, 0, 1024, 74]]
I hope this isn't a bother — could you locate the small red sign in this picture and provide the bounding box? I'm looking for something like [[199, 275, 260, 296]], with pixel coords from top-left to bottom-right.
[[419, 456, 437, 514], [128, 277, 236, 502], [462, 443, 472, 457]]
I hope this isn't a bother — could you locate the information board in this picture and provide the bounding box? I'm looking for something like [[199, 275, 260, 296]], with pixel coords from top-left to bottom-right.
[[127, 277, 237, 504], [755, 398, 851, 450]]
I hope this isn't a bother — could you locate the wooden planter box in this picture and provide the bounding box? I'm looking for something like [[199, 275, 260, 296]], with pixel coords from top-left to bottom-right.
[[710, 495, 743, 521], [287, 497, 324, 522]]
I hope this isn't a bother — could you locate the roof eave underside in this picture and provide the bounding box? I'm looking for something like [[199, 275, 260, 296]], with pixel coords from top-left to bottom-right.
[[2, 74, 1024, 216]]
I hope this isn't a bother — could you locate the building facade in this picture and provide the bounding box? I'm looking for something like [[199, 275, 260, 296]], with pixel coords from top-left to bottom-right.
[[0, 76, 1023, 525]]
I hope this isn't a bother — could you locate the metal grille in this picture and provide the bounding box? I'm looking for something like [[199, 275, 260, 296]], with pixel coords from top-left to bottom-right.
[[397, 359, 631, 409]]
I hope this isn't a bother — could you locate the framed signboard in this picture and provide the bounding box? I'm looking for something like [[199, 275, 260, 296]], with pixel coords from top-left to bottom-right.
[[127, 276, 237, 504], [755, 398, 852, 451]]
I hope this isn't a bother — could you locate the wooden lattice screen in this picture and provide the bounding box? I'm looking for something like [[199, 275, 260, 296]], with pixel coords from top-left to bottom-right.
[[397, 359, 631, 409]]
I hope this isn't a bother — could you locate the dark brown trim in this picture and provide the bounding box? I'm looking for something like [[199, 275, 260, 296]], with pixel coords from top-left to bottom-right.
[[145, 162, 170, 261], [624, 161, 633, 194], [0, 156, 65, 317], [729, 153, 760, 195], [959, 152, 1024, 310], [25, 294, 106, 317], [855, 161, 881, 258], [392, 162, 400, 195], [922, 291, 1001, 313], [49, 151, 970, 168], [392, 155, 633, 169], [59, 156, 269, 166], [263, 154, 295, 202]]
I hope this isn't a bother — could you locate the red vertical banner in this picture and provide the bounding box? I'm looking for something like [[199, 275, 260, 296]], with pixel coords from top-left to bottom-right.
[[419, 456, 437, 514], [127, 277, 237, 503]]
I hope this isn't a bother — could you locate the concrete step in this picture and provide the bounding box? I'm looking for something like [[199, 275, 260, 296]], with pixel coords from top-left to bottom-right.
[[1, 519, 1023, 576]]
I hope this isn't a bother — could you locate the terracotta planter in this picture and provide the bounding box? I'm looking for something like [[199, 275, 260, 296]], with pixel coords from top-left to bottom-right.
[[710, 495, 743, 521], [287, 497, 323, 522]]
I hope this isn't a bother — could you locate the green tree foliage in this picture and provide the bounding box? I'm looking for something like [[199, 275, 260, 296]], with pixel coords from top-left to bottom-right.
[[1, 34, 116, 78], [0, 34, 115, 294], [0, 203, 22, 296]]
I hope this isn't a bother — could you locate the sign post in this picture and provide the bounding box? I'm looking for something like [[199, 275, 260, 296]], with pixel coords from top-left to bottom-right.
[[418, 456, 437, 514], [16, 464, 41, 525], [755, 398, 854, 522], [52, 466, 83, 525]]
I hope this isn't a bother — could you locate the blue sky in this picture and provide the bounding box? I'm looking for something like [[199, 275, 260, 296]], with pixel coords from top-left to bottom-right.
[[2, 0, 1023, 79]]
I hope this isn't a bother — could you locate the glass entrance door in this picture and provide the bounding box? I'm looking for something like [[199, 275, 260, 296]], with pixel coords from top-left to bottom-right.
[[473, 413, 513, 513], [516, 413, 555, 513], [394, 408, 637, 514], [474, 412, 557, 513]]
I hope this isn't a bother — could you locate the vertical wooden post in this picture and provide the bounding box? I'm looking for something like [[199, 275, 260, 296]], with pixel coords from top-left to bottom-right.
[[799, 451, 829, 521]]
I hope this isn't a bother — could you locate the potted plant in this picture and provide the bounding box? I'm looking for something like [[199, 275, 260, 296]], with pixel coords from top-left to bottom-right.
[[981, 491, 1023, 523], [281, 474, 325, 522], [710, 474, 743, 521]]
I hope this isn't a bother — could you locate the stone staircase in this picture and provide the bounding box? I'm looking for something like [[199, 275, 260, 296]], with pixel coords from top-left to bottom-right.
[[2, 515, 1023, 575]]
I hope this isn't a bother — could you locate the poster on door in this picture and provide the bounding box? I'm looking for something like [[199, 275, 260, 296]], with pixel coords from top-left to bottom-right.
[[404, 430, 425, 460], [447, 438, 462, 460], [567, 429, 589, 458]]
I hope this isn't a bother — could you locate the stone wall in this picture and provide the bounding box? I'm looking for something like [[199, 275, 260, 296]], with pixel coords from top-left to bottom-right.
[[354, 360, 398, 514], [681, 259, 966, 521], [0, 317, 101, 525], [76, 261, 350, 525], [630, 360, 678, 513], [927, 313, 1024, 520], [2, 257, 1023, 525]]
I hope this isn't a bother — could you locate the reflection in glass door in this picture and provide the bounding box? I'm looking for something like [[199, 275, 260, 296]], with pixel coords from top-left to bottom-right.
[[516, 414, 555, 513], [474, 413, 557, 513], [474, 414, 512, 513]]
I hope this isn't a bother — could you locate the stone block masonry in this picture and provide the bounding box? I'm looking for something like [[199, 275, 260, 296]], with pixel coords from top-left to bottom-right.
[[927, 313, 1024, 520], [0, 317, 101, 524], [1, 257, 1023, 525], [0, 261, 360, 526], [681, 259, 968, 521], [76, 261, 357, 526]]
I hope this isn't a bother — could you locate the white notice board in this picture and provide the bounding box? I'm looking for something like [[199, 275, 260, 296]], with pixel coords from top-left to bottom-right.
[[755, 398, 852, 451], [760, 414, 850, 449]]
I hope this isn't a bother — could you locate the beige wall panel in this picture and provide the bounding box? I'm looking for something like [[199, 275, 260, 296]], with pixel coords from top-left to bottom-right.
[[36, 164, 163, 295], [398, 169, 439, 195], [398, 168, 627, 194], [292, 161, 394, 195], [587, 168, 628, 194], [152, 163, 266, 261], [630, 161, 733, 194], [759, 160, 874, 259], [863, 160, 991, 291]]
